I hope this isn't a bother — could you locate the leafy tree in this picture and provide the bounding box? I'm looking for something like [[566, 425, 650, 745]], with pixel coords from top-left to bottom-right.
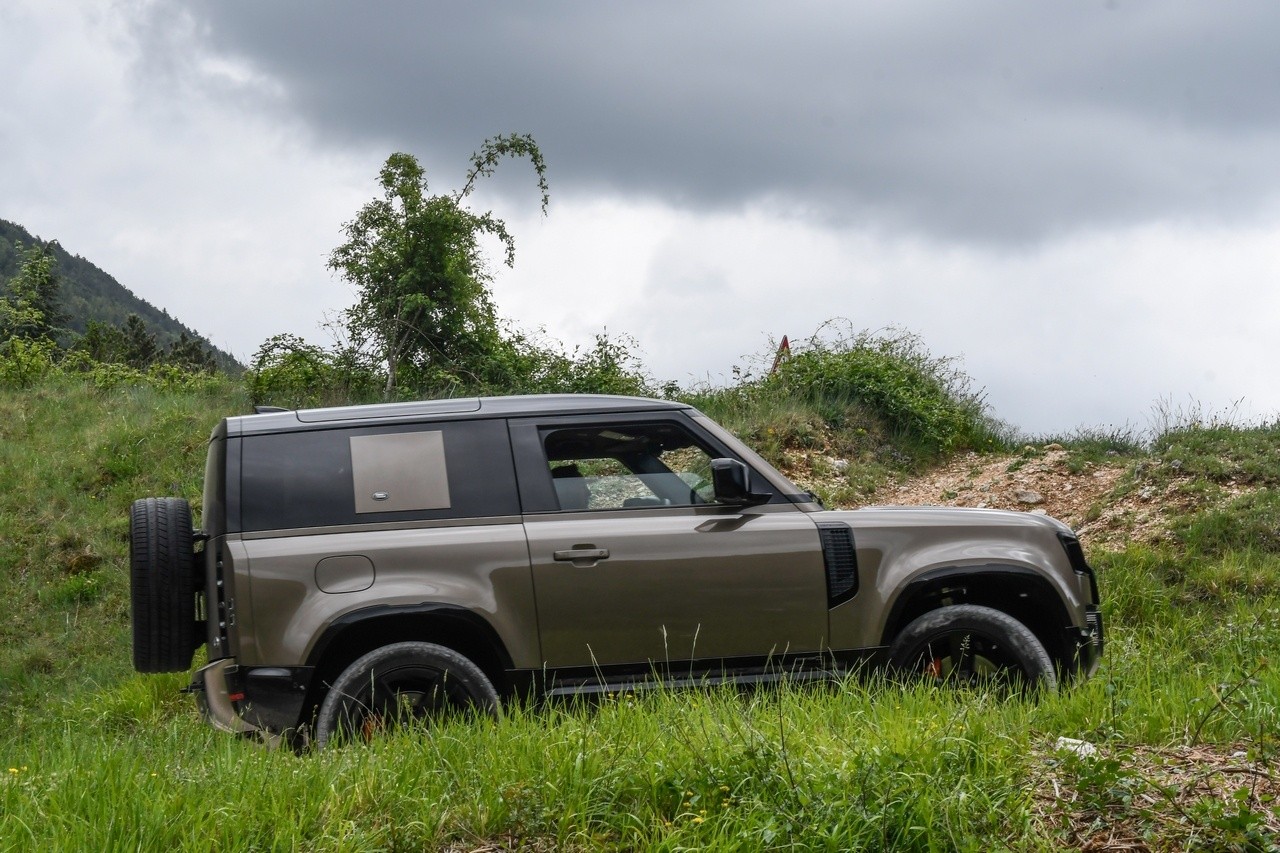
[[0, 242, 66, 343], [329, 134, 549, 396]]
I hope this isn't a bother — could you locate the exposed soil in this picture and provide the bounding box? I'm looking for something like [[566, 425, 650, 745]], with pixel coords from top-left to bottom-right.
[[866, 447, 1130, 538], [789, 444, 1248, 549]]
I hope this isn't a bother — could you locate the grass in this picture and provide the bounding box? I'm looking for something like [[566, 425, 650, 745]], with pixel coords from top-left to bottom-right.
[[1033, 424, 1146, 475], [0, 374, 245, 718], [2, 606, 1278, 851], [3, 370, 1280, 848]]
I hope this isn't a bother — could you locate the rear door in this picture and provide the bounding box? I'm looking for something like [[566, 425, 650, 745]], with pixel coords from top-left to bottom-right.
[[511, 413, 828, 670]]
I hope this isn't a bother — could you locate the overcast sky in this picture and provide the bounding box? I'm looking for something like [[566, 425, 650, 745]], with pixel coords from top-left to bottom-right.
[[3, 1, 1279, 434]]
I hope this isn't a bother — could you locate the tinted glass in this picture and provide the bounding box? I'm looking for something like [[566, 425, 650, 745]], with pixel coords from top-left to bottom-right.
[[240, 419, 517, 531]]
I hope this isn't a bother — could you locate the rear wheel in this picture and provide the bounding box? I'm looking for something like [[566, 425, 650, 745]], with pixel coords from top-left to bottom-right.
[[130, 497, 200, 673], [314, 642, 499, 748], [887, 604, 1057, 691]]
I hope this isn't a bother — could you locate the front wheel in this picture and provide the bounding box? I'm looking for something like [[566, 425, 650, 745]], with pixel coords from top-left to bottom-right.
[[314, 642, 499, 748], [887, 605, 1057, 691]]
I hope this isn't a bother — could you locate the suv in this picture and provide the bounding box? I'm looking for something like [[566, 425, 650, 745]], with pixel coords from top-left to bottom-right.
[[130, 394, 1102, 745]]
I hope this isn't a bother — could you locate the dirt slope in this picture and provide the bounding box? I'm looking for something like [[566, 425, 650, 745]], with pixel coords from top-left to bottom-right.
[[787, 443, 1242, 548]]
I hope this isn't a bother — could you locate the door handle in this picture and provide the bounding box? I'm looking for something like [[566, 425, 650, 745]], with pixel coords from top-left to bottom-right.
[[553, 547, 610, 562]]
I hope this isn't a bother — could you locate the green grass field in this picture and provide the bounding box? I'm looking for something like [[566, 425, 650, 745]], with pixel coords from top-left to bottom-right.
[[2, 374, 1279, 851]]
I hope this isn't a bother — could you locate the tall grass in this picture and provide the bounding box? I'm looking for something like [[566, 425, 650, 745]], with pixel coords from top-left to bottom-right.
[[0, 373, 245, 719], [3, 360, 1280, 848], [3, 588, 1278, 852]]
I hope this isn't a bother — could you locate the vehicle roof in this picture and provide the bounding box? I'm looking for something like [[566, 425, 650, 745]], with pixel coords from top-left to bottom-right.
[[223, 394, 693, 437]]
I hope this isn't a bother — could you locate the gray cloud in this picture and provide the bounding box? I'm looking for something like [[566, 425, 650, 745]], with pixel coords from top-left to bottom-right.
[[5, 2, 1278, 435], [139, 1, 1280, 244]]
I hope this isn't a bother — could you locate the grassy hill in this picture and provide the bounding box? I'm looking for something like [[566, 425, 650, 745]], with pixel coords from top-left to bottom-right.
[[1, 369, 1279, 850], [0, 218, 241, 371]]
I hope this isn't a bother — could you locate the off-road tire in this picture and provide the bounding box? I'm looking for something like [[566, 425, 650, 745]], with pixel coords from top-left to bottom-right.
[[314, 641, 499, 748], [130, 497, 199, 673], [887, 604, 1057, 691]]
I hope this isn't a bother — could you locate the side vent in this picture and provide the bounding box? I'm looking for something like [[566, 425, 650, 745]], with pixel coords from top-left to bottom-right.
[[817, 522, 858, 607]]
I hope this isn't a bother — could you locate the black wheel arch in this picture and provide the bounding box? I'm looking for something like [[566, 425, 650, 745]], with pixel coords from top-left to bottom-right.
[[880, 564, 1075, 670], [302, 604, 514, 717]]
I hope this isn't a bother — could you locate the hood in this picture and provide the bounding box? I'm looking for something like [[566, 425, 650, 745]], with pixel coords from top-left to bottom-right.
[[821, 504, 1076, 536]]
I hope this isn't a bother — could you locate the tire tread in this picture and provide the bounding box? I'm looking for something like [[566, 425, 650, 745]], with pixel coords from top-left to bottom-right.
[[130, 497, 197, 673], [887, 604, 1058, 690]]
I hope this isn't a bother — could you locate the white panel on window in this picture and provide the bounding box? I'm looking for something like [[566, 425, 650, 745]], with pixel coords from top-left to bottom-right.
[[349, 431, 451, 514]]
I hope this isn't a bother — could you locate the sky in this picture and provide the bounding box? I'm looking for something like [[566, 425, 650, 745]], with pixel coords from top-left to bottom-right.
[[3, 1, 1279, 435]]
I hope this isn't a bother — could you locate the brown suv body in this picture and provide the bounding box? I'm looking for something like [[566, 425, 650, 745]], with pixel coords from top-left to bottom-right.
[[132, 394, 1102, 740]]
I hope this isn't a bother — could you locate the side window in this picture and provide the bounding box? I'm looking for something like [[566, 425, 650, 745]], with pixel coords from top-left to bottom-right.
[[240, 419, 517, 531], [542, 422, 717, 511]]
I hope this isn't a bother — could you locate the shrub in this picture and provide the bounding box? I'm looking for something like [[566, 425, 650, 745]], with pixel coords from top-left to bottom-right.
[[244, 334, 381, 408], [0, 337, 58, 388], [497, 330, 654, 397], [763, 325, 1003, 460]]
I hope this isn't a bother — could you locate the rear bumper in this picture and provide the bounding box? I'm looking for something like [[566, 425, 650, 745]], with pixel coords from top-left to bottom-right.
[[189, 659, 295, 749], [190, 658, 260, 736]]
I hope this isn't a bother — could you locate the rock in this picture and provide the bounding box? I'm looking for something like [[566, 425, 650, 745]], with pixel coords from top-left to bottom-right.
[[1055, 736, 1098, 758], [1043, 443, 1064, 451], [1014, 489, 1044, 505], [831, 458, 850, 473], [1030, 508, 1048, 515]]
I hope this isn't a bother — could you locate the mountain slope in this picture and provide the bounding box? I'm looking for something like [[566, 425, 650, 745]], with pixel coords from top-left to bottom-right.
[[0, 218, 241, 370]]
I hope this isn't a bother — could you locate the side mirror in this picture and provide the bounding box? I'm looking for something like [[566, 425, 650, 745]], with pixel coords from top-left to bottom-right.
[[711, 458, 772, 506]]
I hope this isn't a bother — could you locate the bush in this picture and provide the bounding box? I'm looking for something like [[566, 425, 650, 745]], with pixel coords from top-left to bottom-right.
[[495, 330, 654, 397], [0, 337, 58, 388], [244, 334, 382, 408], [763, 325, 1003, 460], [244, 328, 656, 408]]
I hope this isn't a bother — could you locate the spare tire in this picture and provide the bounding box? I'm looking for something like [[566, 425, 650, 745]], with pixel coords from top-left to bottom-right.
[[130, 497, 200, 673]]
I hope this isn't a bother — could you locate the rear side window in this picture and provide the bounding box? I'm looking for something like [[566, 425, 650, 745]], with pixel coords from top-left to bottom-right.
[[350, 430, 451, 514], [240, 419, 517, 531]]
